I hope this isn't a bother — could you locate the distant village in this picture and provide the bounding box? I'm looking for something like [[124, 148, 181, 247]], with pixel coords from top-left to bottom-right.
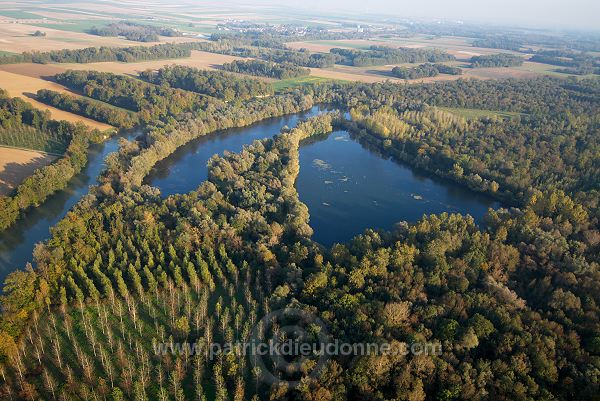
[[216, 20, 373, 36]]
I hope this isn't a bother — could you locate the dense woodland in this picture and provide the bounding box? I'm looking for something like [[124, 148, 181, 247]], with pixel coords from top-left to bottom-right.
[[0, 45, 599, 401], [0, 43, 193, 65], [36, 89, 138, 129], [231, 46, 339, 68], [54, 70, 215, 123], [0, 90, 106, 231], [331, 46, 455, 67], [469, 54, 524, 68], [89, 21, 181, 42], [530, 50, 600, 75], [0, 91, 72, 153], [222, 60, 311, 79], [139, 65, 274, 101], [0, 38, 455, 70], [391, 63, 462, 79], [471, 37, 524, 51]]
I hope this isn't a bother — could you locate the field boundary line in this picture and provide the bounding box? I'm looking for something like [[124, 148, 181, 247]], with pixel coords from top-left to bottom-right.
[[0, 144, 63, 157]]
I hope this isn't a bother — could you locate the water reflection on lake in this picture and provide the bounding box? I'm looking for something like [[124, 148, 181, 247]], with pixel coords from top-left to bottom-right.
[[296, 130, 500, 246]]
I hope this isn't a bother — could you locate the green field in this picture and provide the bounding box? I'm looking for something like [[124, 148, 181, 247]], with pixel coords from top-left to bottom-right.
[[438, 106, 524, 120], [136, 19, 217, 34], [0, 10, 45, 19], [516, 61, 597, 79], [272, 76, 337, 92], [29, 19, 111, 34]]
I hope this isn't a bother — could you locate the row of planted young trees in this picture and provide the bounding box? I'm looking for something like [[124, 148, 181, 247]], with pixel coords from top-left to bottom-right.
[[1, 68, 600, 399], [2, 105, 599, 399], [0, 114, 337, 399], [0, 90, 112, 231]]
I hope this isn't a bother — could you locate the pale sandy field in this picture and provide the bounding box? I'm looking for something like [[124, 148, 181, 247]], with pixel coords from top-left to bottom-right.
[[288, 37, 516, 61], [0, 21, 203, 54], [56, 50, 245, 75], [308, 61, 537, 84], [0, 50, 245, 129], [0, 50, 244, 77], [309, 64, 404, 83], [0, 146, 57, 196], [0, 70, 112, 130]]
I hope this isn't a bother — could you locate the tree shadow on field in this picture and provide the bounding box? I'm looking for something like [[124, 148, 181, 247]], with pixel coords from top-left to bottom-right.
[[367, 69, 397, 78], [40, 75, 57, 82], [0, 156, 53, 196], [22, 92, 37, 100]]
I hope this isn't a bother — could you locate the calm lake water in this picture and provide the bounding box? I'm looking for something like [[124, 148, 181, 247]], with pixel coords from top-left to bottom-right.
[[0, 109, 501, 283], [296, 130, 500, 246], [145, 106, 333, 196], [0, 108, 330, 283], [0, 131, 139, 282]]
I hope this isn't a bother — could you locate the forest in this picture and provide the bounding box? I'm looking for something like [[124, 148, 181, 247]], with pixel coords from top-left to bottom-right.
[[0, 36, 456, 71], [36, 89, 138, 129], [138, 65, 274, 101], [391, 63, 462, 79], [469, 53, 524, 68], [54, 70, 215, 123], [172, 40, 342, 68], [0, 90, 72, 153], [232, 47, 339, 68], [0, 42, 193, 65], [471, 37, 524, 51], [331, 46, 455, 67], [221, 59, 311, 79], [530, 50, 600, 75], [0, 58, 599, 401], [0, 90, 106, 231], [89, 21, 182, 42]]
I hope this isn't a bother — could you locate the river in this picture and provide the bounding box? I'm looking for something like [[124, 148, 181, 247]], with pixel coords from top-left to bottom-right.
[[0, 108, 500, 282], [0, 131, 139, 282]]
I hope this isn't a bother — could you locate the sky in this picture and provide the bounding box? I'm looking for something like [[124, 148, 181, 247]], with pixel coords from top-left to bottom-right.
[[262, 0, 600, 31]]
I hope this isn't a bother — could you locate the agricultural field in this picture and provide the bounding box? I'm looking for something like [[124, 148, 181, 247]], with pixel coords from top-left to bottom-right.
[[272, 75, 336, 92], [0, 10, 45, 19], [0, 21, 202, 54], [513, 60, 594, 78], [287, 35, 515, 60], [285, 36, 563, 82], [308, 64, 404, 83], [0, 146, 57, 196], [0, 69, 112, 129], [0, 50, 243, 78], [287, 39, 378, 52], [0, 1, 599, 401], [0, 3, 579, 89]]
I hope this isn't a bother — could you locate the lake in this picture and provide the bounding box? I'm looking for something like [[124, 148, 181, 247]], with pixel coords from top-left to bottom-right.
[[0, 109, 501, 283], [296, 130, 500, 246], [145, 106, 333, 196]]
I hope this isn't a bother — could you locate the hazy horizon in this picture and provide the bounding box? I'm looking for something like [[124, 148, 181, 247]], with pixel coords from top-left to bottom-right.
[[228, 0, 600, 31]]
